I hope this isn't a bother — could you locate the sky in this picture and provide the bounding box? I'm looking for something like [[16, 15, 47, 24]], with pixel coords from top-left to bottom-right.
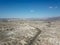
[[0, 0, 60, 18]]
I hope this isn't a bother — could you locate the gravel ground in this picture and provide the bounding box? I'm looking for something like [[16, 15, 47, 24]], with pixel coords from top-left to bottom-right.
[[0, 21, 60, 45]]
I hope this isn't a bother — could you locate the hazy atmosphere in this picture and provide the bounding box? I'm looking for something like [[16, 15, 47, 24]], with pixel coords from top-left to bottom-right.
[[0, 0, 60, 18], [0, 0, 60, 45]]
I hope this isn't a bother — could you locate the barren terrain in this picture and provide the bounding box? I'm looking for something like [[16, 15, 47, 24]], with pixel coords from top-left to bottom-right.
[[0, 20, 60, 45]]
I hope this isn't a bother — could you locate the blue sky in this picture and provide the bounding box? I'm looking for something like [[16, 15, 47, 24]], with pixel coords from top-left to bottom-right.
[[0, 0, 60, 18]]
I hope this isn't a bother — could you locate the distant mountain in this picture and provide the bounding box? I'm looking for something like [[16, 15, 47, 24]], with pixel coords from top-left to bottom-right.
[[0, 18, 28, 22], [0, 18, 20, 22], [25, 16, 60, 21], [0, 18, 9, 22], [45, 16, 60, 21], [0, 16, 60, 22]]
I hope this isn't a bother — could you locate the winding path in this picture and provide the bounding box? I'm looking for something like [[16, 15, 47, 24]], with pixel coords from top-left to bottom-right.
[[28, 25, 41, 45]]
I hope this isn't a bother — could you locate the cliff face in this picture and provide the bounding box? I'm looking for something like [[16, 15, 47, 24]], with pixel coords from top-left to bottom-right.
[[0, 20, 60, 45]]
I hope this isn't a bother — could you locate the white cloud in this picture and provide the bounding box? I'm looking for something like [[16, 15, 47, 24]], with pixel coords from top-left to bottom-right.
[[30, 10, 35, 13], [49, 6, 58, 9], [49, 6, 53, 8]]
